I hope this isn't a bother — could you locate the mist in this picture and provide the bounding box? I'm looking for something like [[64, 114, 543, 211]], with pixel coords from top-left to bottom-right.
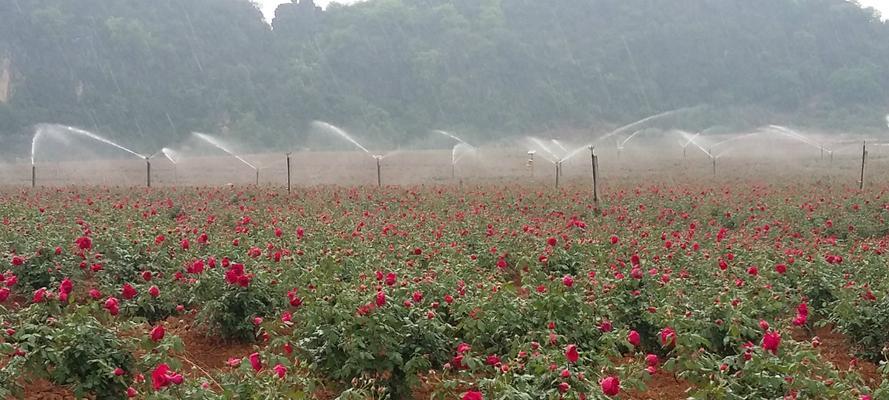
[[0, 0, 888, 187]]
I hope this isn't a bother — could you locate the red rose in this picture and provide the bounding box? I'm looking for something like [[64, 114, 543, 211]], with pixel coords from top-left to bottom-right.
[[565, 344, 579, 363], [600, 376, 620, 396], [249, 352, 262, 372], [121, 283, 138, 300], [762, 330, 781, 354], [150, 325, 165, 342], [627, 330, 641, 347], [462, 390, 483, 400]]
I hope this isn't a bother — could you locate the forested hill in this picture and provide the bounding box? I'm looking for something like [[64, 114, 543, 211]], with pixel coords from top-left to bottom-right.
[[1, 0, 888, 152]]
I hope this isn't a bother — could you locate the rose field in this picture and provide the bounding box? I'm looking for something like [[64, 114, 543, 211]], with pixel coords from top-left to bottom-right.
[[1, 180, 888, 399]]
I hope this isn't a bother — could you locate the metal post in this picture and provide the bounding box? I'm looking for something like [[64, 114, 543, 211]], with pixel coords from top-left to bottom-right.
[[255, 169, 259, 186], [31, 165, 36, 188], [286, 153, 292, 194], [376, 157, 382, 187], [528, 151, 535, 178], [451, 163, 455, 180], [555, 162, 560, 189], [590, 146, 599, 208], [859, 141, 867, 190], [712, 157, 717, 177], [146, 159, 151, 188]]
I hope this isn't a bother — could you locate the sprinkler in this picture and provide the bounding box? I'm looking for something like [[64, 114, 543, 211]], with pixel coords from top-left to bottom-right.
[[31, 164, 36, 188], [527, 151, 535, 178]]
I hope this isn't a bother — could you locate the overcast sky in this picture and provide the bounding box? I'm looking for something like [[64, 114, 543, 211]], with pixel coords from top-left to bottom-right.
[[256, 0, 360, 21], [256, 0, 888, 22]]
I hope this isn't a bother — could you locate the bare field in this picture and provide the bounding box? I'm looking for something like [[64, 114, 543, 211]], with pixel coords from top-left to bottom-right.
[[0, 145, 886, 188]]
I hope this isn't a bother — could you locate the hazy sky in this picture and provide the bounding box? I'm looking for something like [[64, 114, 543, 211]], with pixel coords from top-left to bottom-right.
[[256, 0, 360, 20], [256, 0, 888, 21], [859, 0, 889, 17]]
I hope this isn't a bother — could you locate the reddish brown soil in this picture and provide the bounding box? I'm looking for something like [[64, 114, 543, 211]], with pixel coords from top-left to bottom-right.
[[792, 325, 883, 388], [162, 316, 257, 373], [16, 379, 77, 400], [627, 370, 695, 400]]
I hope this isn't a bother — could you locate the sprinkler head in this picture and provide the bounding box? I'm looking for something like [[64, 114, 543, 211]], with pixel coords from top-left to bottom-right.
[[373, 154, 383, 160], [527, 150, 536, 156]]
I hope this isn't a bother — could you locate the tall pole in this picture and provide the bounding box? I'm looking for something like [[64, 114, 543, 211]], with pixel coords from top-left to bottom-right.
[[376, 156, 382, 187], [31, 164, 36, 188], [528, 151, 535, 178], [555, 162, 560, 189], [286, 153, 292, 194], [590, 146, 599, 209], [255, 168, 259, 186], [859, 141, 867, 190], [146, 158, 151, 188], [712, 157, 717, 177]]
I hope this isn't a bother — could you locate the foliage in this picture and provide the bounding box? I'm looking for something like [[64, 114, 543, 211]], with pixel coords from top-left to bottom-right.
[[1, 0, 889, 152], [2, 305, 135, 399]]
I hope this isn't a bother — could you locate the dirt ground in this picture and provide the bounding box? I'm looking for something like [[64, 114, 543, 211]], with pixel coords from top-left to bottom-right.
[[0, 146, 885, 187]]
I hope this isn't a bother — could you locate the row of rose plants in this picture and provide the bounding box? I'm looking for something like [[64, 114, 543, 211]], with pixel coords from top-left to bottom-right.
[[0, 183, 887, 399]]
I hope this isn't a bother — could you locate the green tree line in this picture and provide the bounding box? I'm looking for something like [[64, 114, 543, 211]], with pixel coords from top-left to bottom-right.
[[0, 0, 887, 153]]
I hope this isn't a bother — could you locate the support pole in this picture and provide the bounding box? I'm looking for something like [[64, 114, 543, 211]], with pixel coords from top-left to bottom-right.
[[376, 156, 382, 187], [255, 169, 259, 186], [590, 146, 599, 209], [452, 163, 455, 180], [31, 165, 36, 188], [146, 159, 151, 188], [528, 151, 535, 178], [859, 141, 867, 190], [286, 153, 292, 194], [712, 157, 717, 177], [555, 162, 560, 189]]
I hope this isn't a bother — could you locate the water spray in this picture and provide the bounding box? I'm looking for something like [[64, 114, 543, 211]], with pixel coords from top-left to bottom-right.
[[593, 105, 705, 145], [435, 130, 467, 144], [450, 142, 476, 181], [527, 151, 535, 178], [30, 124, 147, 187], [192, 132, 257, 185]]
